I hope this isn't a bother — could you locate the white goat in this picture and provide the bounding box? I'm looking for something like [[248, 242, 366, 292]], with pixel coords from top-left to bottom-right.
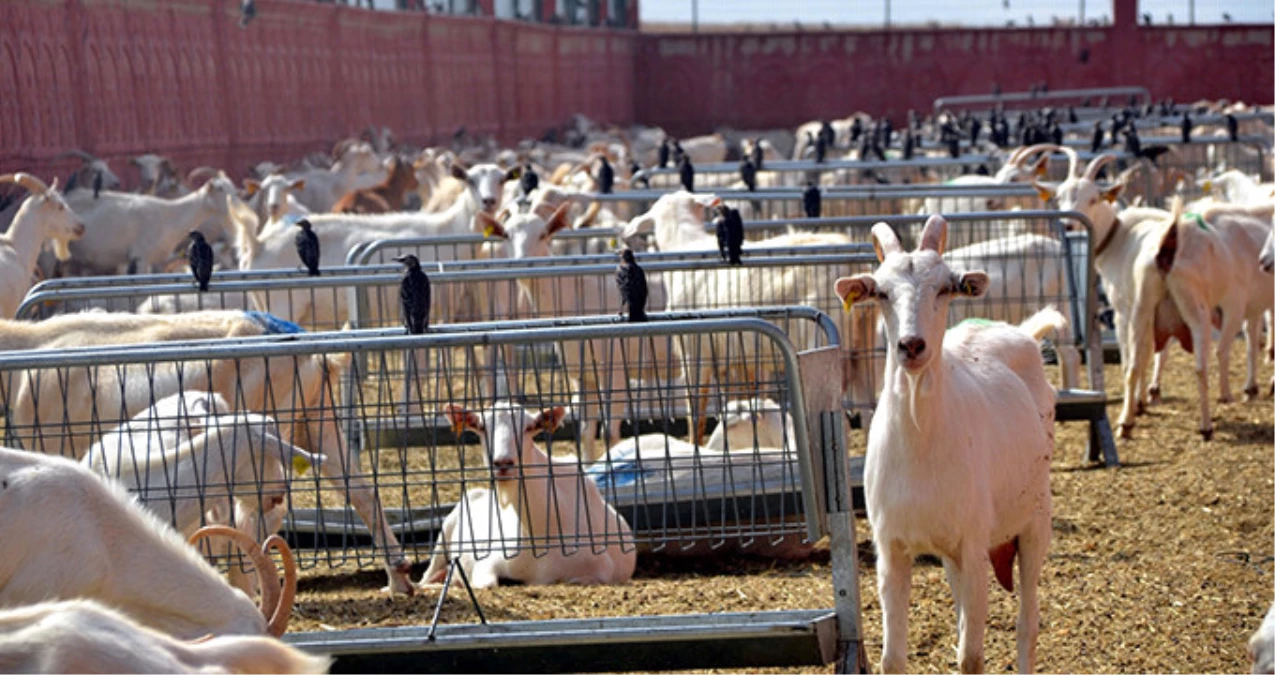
[[835, 215, 1056, 674], [131, 153, 187, 198], [1251, 602, 1275, 675], [62, 172, 246, 275], [703, 397, 795, 453], [918, 144, 1053, 216], [420, 402, 637, 589], [245, 174, 310, 228], [285, 141, 386, 213], [0, 173, 84, 318], [0, 599, 330, 674], [0, 447, 296, 640], [0, 310, 413, 596], [1203, 169, 1275, 205]]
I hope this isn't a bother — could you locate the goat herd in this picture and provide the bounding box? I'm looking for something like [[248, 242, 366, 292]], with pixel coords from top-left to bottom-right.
[[0, 96, 1271, 674]]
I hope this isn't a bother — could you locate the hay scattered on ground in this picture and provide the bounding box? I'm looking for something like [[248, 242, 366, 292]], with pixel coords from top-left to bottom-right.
[[287, 343, 1273, 674]]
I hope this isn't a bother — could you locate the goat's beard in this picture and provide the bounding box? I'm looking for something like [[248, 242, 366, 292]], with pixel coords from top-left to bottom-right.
[[51, 238, 72, 262], [900, 363, 935, 432]]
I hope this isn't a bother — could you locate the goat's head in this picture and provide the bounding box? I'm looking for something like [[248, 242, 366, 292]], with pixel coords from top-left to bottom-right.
[[991, 144, 1055, 183], [130, 154, 177, 195], [245, 174, 306, 221], [451, 162, 520, 215], [705, 398, 793, 452], [0, 173, 85, 261], [475, 201, 571, 259], [619, 190, 721, 250], [59, 150, 121, 193], [835, 215, 989, 375], [1033, 152, 1126, 243], [443, 402, 565, 482]]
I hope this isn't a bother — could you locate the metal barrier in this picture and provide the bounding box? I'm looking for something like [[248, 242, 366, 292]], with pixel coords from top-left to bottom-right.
[[933, 85, 1153, 116], [0, 316, 867, 672]]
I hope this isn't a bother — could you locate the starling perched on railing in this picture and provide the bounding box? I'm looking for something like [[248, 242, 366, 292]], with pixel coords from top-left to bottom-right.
[[615, 248, 647, 323], [749, 139, 764, 171], [802, 181, 821, 219], [596, 156, 614, 195], [657, 138, 671, 169], [739, 157, 757, 192], [519, 164, 539, 196], [718, 205, 744, 266], [901, 129, 915, 160], [678, 156, 694, 193], [395, 253, 431, 335], [813, 132, 827, 164], [1180, 113, 1193, 144], [187, 231, 213, 292], [1090, 120, 1104, 153], [1225, 113, 1239, 142], [294, 219, 320, 276], [629, 160, 649, 190]]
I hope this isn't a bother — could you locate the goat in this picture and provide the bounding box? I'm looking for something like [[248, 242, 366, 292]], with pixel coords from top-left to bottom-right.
[[245, 174, 310, 229], [285, 140, 386, 213], [131, 153, 187, 198], [333, 155, 419, 214], [0, 310, 413, 596], [58, 149, 122, 195], [0, 173, 85, 318], [835, 215, 1056, 674], [420, 402, 637, 588], [0, 447, 297, 640]]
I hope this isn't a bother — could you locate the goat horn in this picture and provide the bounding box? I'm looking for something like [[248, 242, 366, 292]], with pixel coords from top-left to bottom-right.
[[1014, 143, 1063, 167], [55, 149, 97, 164], [1084, 153, 1120, 181], [262, 534, 296, 637], [0, 173, 50, 193], [188, 525, 281, 633], [1015, 144, 1078, 178]]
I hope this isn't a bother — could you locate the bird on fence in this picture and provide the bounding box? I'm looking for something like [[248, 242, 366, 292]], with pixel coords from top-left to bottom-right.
[[239, 0, 257, 27], [294, 219, 320, 277], [739, 157, 757, 192], [901, 129, 915, 160], [1090, 121, 1105, 153], [1226, 113, 1239, 142], [187, 231, 213, 293], [1049, 122, 1064, 146], [813, 132, 827, 164], [880, 118, 894, 148], [1068, 106, 1078, 124], [92, 170, 103, 199], [1180, 113, 1193, 144], [802, 181, 821, 219], [657, 138, 671, 169], [629, 160, 649, 190], [1122, 125, 1141, 158], [395, 254, 431, 335], [519, 164, 539, 196], [678, 156, 694, 193], [596, 156, 614, 195], [968, 116, 982, 145], [749, 139, 764, 171], [849, 117, 863, 144], [714, 205, 744, 266], [615, 249, 647, 323], [671, 140, 686, 167], [819, 120, 836, 149]]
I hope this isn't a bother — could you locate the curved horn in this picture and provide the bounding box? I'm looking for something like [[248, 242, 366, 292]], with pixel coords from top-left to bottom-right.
[[1015, 143, 1079, 178], [55, 149, 97, 164], [1005, 145, 1030, 166], [0, 173, 50, 193], [1083, 153, 1120, 181], [1013, 143, 1064, 167], [188, 525, 281, 632], [262, 534, 296, 637]]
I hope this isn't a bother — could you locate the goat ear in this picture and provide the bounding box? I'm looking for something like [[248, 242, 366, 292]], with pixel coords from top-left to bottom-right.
[[504, 166, 522, 182], [289, 179, 306, 192], [545, 201, 572, 237], [476, 211, 506, 239], [1031, 155, 1049, 178], [834, 275, 877, 311], [918, 214, 947, 254], [443, 405, 483, 434], [451, 163, 469, 182], [243, 180, 260, 197], [869, 222, 902, 262], [620, 214, 654, 240], [530, 407, 566, 434], [1101, 182, 1124, 203], [952, 271, 990, 298], [1032, 179, 1056, 203]]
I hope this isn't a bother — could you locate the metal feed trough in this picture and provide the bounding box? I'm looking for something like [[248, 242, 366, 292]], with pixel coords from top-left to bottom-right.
[[0, 316, 868, 673]]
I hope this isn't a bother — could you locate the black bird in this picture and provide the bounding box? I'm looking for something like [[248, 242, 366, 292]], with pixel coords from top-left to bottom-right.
[[615, 249, 647, 323], [678, 156, 694, 193], [1090, 120, 1104, 153], [1068, 106, 1078, 124], [671, 140, 685, 167], [749, 139, 764, 171], [976, 164, 990, 176], [657, 138, 671, 168], [294, 219, 320, 276], [596, 156, 614, 194], [239, 0, 257, 27], [802, 181, 821, 219], [901, 129, 915, 160], [1049, 122, 1064, 146], [1225, 113, 1239, 142], [714, 205, 744, 265], [519, 164, 539, 196], [1138, 145, 1172, 165], [395, 254, 431, 335], [968, 117, 982, 145], [1122, 125, 1144, 161], [813, 132, 827, 164], [849, 117, 863, 144], [946, 135, 960, 159], [880, 118, 894, 148], [739, 157, 757, 191], [629, 160, 649, 190], [92, 170, 103, 199], [1180, 113, 1193, 143], [186, 231, 214, 292], [819, 120, 836, 149]]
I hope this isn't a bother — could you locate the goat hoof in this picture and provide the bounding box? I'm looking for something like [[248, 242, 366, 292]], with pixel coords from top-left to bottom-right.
[[1147, 387, 1161, 404], [1199, 427, 1214, 442], [1218, 394, 1234, 404], [1133, 400, 1146, 416], [1117, 423, 1134, 440], [1244, 385, 1260, 401]]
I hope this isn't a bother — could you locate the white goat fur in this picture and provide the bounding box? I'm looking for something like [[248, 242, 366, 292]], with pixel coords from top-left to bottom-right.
[[284, 142, 386, 213], [421, 402, 637, 589], [0, 173, 84, 319], [0, 599, 330, 674], [836, 216, 1055, 675]]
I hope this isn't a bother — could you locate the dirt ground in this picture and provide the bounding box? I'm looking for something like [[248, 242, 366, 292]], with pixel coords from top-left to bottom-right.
[[286, 343, 1274, 674]]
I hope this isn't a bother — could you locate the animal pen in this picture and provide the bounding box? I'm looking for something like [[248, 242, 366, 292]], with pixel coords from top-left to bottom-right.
[[0, 314, 868, 672]]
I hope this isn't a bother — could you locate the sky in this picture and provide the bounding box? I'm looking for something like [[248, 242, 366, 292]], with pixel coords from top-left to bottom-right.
[[637, 0, 1273, 27]]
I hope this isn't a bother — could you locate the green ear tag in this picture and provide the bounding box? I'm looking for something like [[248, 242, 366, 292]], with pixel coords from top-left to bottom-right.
[[1185, 212, 1209, 231], [292, 455, 312, 476]]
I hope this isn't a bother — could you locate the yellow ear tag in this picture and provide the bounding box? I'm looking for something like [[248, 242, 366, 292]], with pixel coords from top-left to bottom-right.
[[483, 225, 495, 238], [292, 455, 311, 476], [452, 421, 467, 438], [841, 296, 854, 313], [609, 238, 617, 248]]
